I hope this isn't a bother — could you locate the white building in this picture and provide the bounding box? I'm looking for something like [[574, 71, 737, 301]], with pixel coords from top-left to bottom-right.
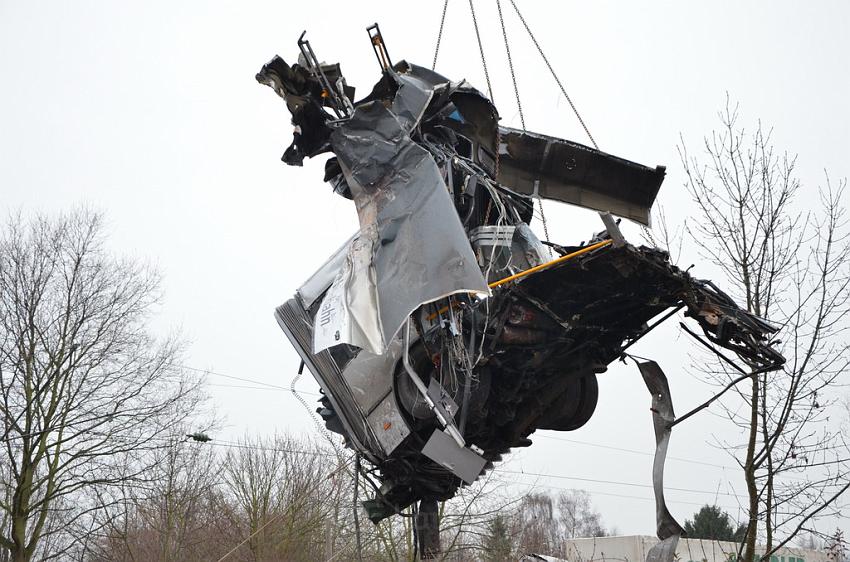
[[520, 535, 829, 562]]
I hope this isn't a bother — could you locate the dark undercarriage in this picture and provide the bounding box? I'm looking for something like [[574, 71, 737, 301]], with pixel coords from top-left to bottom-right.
[[277, 240, 782, 522]]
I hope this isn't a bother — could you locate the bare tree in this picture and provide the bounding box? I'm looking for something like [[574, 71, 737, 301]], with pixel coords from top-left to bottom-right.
[[513, 493, 558, 557], [219, 433, 336, 561], [509, 490, 607, 559], [0, 210, 204, 562], [316, 467, 520, 562], [679, 98, 850, 560], [555, 490, 605, 540], [88, 430, 224, 562], [435, 471, 522, 561]]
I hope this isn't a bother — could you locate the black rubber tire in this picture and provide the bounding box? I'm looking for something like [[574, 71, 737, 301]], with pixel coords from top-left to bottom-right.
[[562, 374, 599, 431], [538, 374, 599, 431]]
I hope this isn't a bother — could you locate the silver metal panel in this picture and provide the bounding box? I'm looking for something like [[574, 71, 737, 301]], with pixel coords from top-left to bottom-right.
[[366, 392, 411, 455], [427, 378, 458, 420], [511, 223, 549, 268], [470, 225, 515, 277], [421, 429, 486, 484], [391, 72, 434, 131], [645, 536, 680, 562], [599, 211, 626, 247], [341, 339, 402, 415], [297, 234, 354, 309]]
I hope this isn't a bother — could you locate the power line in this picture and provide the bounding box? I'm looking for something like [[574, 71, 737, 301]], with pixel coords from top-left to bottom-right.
[[114, 430, 743, 503], [206, 382, 320, 396], [210, 438, 336, 459], [534, 433, 735, 470], [92, 431, 340, 460], [183, 364, 787, 479], [534, 433, 812, 484], [182, 365, 813, 489], [498, 473, 740, 512], [178, 363, 322, 397], [201, 436, 746, 503], [499, 468, 745, 499], [187, 434, 746, 518], [78, 430, 751, 517], [179, 364, 289, 390]]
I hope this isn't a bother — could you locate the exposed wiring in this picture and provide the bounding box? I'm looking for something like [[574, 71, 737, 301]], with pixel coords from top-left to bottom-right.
[[353, 453, 363, 562], [291, 360, 346, 461]]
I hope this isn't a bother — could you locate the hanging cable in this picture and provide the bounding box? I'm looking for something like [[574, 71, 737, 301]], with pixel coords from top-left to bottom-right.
[[537, 195, 552, 251], [291, 361, 345, 461], [432, 0, 450, 70], [411, 502, 419, 560], [508, 0, 599, 149], [353, 454, 363, 562], [467, 0, 494, 102]]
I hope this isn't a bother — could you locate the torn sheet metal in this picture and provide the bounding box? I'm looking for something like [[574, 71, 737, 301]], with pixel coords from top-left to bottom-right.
[[638, 359, 684, 562], [389, 72, 436, 131], [274, 299, 381, 461], [320, 99, 489, 354], [512, 223, 550, 267], [645, 536, 681, 562], [297, 234, 353, 310], [313, 232, 382, 353], [498, 127, 666, 226]]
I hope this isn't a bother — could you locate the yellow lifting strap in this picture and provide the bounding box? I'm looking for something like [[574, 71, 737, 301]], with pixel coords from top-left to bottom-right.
[[488, 238, 613, 288], [425, 238, 613, 322]]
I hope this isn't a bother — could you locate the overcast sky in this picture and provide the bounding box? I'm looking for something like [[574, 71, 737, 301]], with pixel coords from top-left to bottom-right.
[[1, 0, 848, 540]]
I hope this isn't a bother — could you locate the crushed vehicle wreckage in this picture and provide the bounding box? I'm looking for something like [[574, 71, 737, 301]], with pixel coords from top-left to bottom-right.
[[259, 26, 785, 559]]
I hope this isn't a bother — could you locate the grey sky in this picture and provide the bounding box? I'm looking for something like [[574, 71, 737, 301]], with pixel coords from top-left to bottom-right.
[[1, 0, 848, 538]]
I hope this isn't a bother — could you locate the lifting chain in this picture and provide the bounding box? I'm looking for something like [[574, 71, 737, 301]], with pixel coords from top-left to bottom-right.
[[468, 0, 494, 102], [432, 1, 577, 247], [432, 0, 449, 70], [497, 0, 551, 247], [508, 0, 599, 150], [496, 0, 524, 130]]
